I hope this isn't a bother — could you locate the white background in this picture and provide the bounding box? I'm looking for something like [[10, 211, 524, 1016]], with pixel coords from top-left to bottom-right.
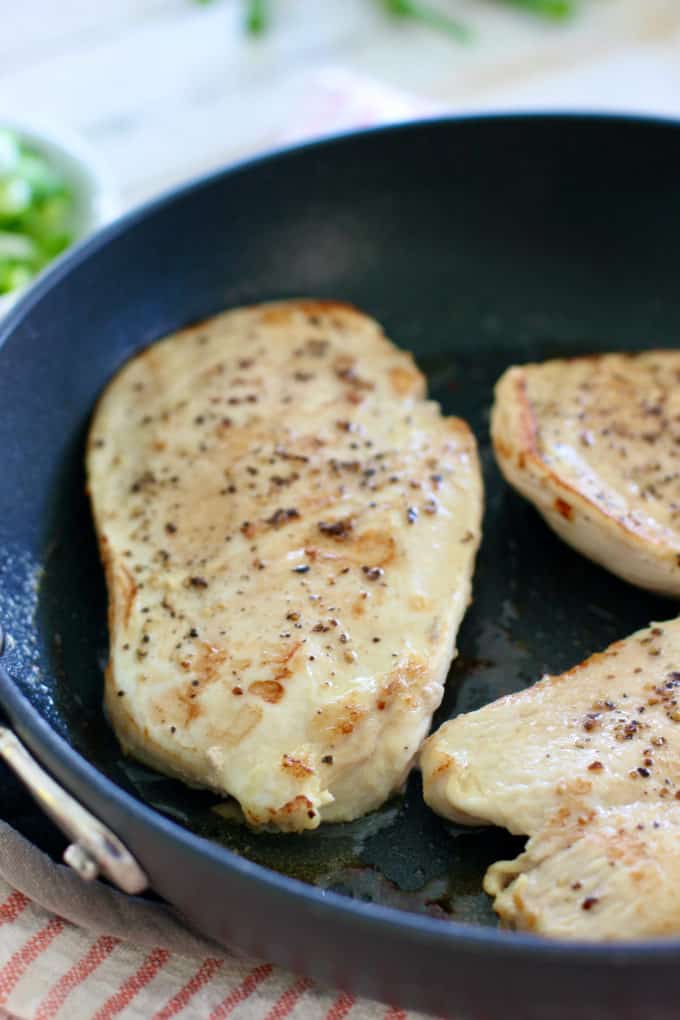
[[2, 1, 680, 208]]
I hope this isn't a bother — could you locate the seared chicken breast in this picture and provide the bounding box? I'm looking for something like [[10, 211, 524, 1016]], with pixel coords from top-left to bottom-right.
[[486, 801, 680, 940], [492, 352, 680, 597], [421, 618, 680, 938], [88, 300, 482, 832]]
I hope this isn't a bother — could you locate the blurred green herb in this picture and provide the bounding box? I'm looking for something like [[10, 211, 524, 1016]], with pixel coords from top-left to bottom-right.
[[503, 0, 573, 17], [202, 0, 577, 37], [245, 0, 269, 34], [381, 0, 471, 40]]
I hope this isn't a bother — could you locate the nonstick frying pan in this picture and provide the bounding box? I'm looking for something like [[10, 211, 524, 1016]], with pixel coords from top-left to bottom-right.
[[1, 114, 680, 1020]]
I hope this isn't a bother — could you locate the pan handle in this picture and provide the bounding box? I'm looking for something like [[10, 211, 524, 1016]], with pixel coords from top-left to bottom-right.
[[0, 627, 148, 895]]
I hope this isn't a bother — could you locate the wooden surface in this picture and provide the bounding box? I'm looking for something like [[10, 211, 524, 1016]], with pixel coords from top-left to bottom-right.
[[2, 1, 680, 210]]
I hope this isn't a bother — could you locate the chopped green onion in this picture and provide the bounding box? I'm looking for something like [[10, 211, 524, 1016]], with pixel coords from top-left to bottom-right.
[[0, 129, 76, 296], [16, 152, 67, 200], [0, 177, 32, 221], [0, 261, 34, 296], [0, 231, 38, 261], [0, 130, 19, 176], [21, 193, 72, 239], [39, 231, 73, 259]]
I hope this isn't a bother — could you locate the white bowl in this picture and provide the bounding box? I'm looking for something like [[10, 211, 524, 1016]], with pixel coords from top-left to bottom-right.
[[0, 118, 119, 318]]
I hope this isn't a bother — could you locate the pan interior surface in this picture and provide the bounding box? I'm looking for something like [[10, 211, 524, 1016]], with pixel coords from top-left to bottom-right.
[[0, 115, 678, 931]]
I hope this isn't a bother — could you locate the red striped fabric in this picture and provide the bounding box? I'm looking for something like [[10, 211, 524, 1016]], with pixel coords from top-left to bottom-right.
[[90, 947, 171, 1020], [209, 963, 274, 1019], [153, 957, 224, 1019], [0, 917, 66, 1004], [0, 887, 419, 1020], [35, 936, 120, 1020], [264, 977, 313, 1020], [0, 892, 29, 926], [326, 991, 355, 1020]]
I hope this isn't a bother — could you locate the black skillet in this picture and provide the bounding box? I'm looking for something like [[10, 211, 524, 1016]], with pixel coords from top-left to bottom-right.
[[1, 114, 679, 1020]]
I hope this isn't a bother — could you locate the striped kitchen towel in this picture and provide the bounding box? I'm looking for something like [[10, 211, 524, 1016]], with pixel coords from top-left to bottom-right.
[[0, 848, 419, 1020]]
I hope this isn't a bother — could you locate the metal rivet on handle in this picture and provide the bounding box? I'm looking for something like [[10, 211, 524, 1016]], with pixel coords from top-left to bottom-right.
[[63, 843, 99, 881]]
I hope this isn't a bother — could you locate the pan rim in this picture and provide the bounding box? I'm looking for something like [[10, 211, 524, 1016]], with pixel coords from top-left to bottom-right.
[[3, 110, 680, 963]]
